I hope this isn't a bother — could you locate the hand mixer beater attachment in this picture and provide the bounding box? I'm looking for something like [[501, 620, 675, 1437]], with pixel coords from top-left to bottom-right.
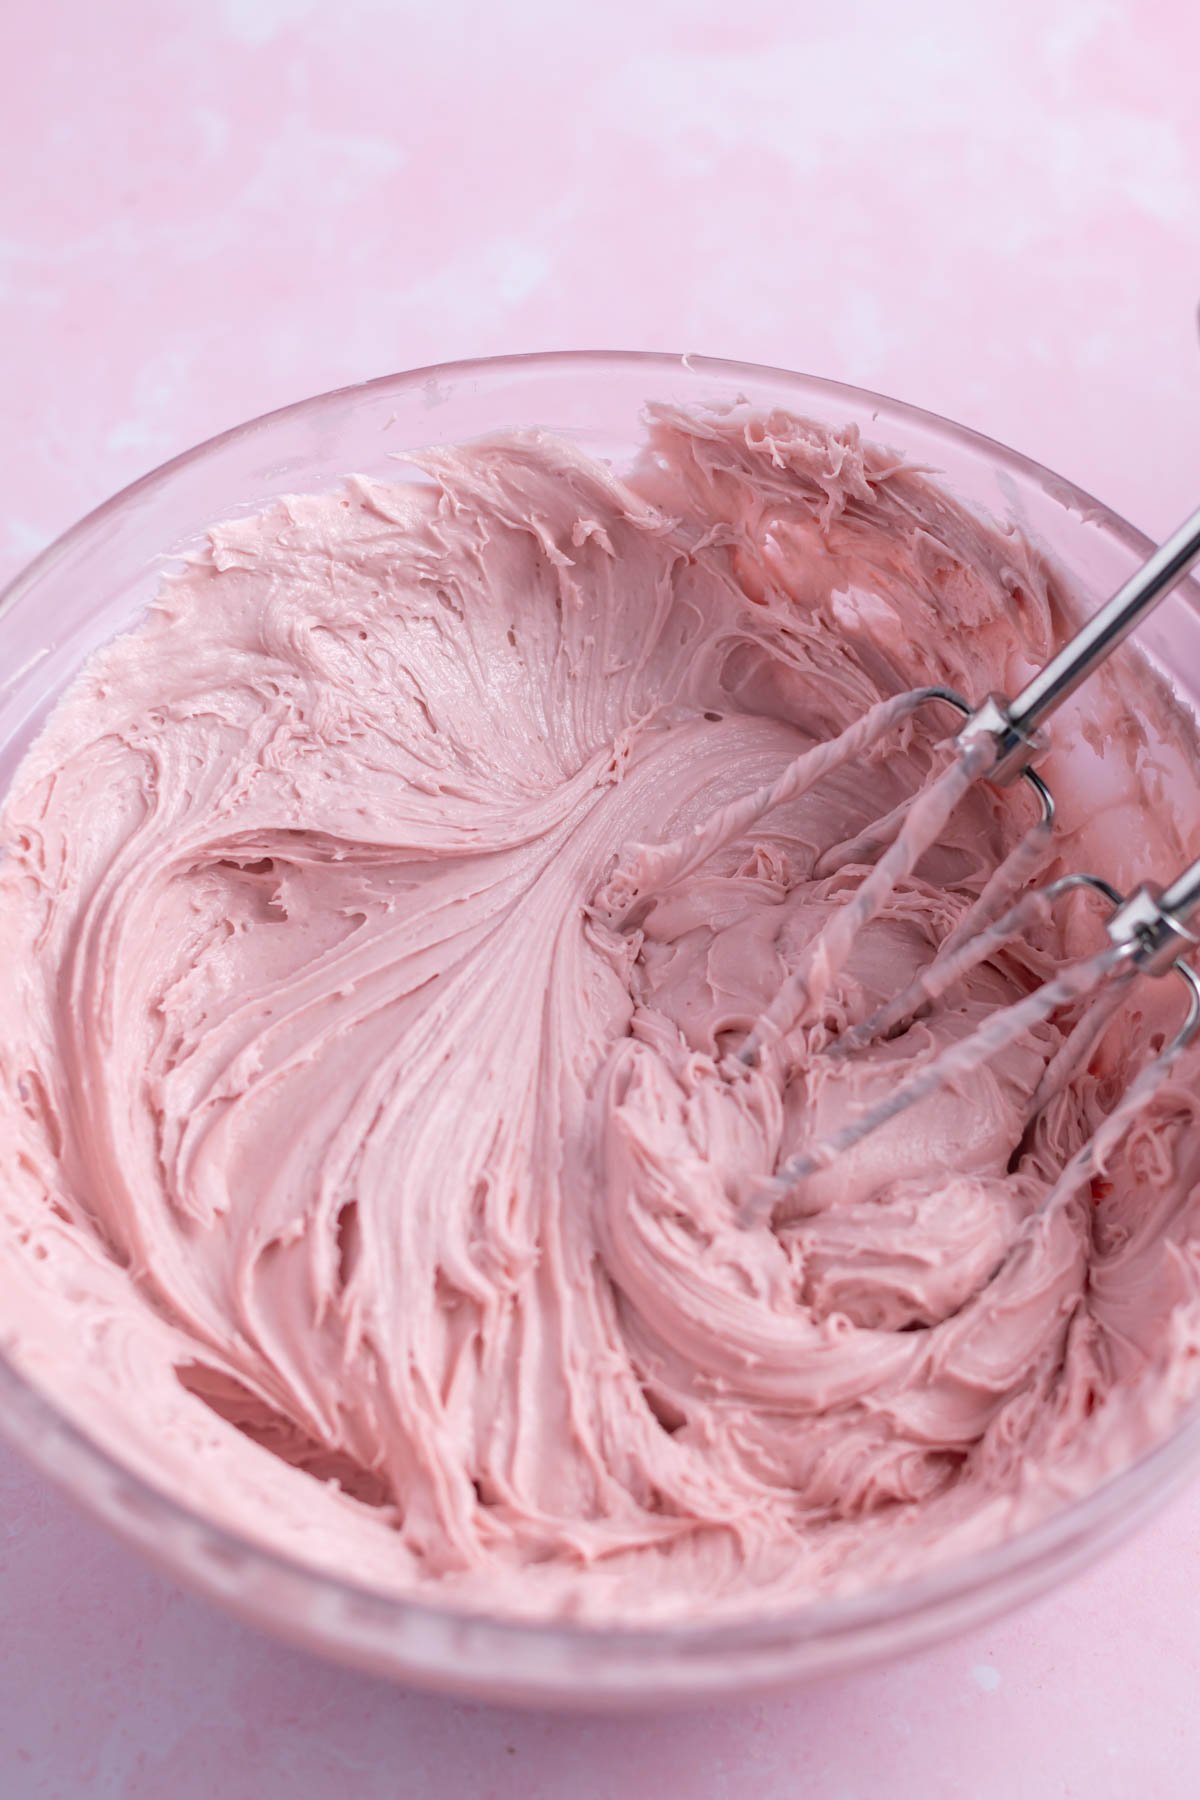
[[734, 500, 1200, 1219]]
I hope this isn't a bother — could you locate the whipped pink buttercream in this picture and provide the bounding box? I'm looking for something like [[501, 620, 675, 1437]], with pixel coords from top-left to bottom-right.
[[2, 407, 1200, 1622]]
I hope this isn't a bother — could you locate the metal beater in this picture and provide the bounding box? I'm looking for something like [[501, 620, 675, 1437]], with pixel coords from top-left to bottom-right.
[[739, 501, 1200, 1216]]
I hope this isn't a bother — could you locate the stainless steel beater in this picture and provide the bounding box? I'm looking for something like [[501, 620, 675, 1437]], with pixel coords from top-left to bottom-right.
[[748, 501, 1200, 1214]]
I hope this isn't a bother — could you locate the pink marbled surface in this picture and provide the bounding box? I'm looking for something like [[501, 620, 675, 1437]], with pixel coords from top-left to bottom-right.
[[2, 0, 1199, 1793]]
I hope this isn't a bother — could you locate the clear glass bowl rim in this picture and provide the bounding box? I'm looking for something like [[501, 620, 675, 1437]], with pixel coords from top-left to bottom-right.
[[1, 346, 1198, 1686]]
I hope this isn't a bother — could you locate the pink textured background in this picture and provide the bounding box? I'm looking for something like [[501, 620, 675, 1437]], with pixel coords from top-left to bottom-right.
[[2, 1, 1199, 1793]]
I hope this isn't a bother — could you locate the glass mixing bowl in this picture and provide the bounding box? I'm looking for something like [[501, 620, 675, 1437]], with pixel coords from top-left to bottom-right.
[[1, 351, 1198, 1706]]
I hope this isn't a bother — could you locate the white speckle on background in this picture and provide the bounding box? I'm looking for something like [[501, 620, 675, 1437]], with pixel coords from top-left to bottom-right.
[[971, 1662, 1002, 1693], [216, 0, 324, 46], [4, 520, 52, 561], [105, 419, 157, 454], [496, 244, 552, 306], [195, 108, 231, 157]]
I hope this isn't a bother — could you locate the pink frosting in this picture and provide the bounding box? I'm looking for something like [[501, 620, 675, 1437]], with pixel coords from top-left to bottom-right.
[[2, 407, 1200, 1622]]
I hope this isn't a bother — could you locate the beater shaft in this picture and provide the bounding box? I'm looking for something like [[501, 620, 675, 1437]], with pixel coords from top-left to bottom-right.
[[961, 504, 1200, 783]]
